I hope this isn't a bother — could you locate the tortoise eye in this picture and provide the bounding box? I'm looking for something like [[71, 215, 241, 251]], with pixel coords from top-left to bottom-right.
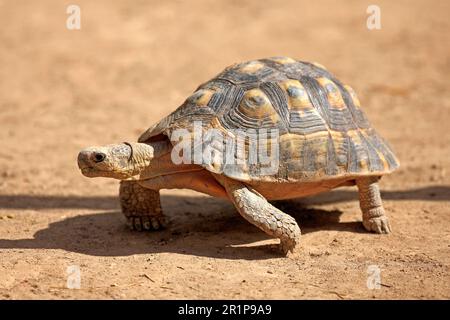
[[93, 152, 106, 163]]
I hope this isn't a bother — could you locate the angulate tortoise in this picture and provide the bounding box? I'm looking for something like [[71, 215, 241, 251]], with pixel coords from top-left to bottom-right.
[[77, 57, 399, 254]]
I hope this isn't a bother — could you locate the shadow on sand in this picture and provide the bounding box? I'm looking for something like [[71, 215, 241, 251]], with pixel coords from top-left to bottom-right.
[[0, 185, 448, 259]]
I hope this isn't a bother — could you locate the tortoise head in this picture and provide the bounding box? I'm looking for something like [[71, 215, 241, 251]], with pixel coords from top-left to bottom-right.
[[77, 142, 155, 180]]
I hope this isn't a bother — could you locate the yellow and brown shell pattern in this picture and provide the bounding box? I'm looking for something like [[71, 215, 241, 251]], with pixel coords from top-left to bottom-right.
[[139, 57, 400, 182]]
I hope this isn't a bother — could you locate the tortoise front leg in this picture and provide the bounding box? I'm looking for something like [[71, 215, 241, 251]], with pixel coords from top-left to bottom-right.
[[356, 176, 391, 234], [223, 179, 301, 254], [119, 180, 166, 231]]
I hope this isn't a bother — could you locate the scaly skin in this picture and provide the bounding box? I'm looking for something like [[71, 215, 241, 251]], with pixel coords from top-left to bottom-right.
[[119, 180, 166, 231], [223, 179, 301, 255], [356, 176, 391, 234], [79, 141, 392, 252]]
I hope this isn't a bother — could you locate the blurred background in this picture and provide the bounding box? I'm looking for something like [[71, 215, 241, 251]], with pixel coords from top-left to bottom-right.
[[0, 0, 448, 196], [0, 0, 448, 299]]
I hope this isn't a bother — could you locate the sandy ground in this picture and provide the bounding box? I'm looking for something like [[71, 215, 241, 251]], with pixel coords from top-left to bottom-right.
[[0, 0, 449, 299]]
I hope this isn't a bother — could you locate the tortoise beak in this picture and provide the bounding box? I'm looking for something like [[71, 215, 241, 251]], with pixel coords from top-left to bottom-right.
[[77, 149, 107, 176]]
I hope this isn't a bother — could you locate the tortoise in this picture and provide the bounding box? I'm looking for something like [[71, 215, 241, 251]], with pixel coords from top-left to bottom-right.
[[77, 57, 399, 254]]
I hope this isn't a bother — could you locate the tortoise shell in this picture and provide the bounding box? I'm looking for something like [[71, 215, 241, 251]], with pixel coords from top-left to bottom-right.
[[139, 57, 399, 182]]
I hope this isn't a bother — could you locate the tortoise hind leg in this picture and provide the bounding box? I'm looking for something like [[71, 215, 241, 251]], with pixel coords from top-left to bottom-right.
[[119, 180, 166, 231], [356, 177, 391, 234], [223, 179, 301, 254]]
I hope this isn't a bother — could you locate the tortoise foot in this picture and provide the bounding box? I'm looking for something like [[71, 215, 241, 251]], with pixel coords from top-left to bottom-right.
[[279, 236, 301, 255], [363, 216, 391, 234], [126, 214, 167, 231]]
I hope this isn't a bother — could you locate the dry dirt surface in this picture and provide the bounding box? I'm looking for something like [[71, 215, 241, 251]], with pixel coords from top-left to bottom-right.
[[0, 0, 449, 299]]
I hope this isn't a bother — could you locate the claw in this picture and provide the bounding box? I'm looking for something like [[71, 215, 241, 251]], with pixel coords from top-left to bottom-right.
[[133, 217, 142, 231], [151, 217, 160, 230], [141, 216, 151, 230], [363, 216, 391, 234], [279, 236, 300, 255], [126, 215, 167, 232]]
